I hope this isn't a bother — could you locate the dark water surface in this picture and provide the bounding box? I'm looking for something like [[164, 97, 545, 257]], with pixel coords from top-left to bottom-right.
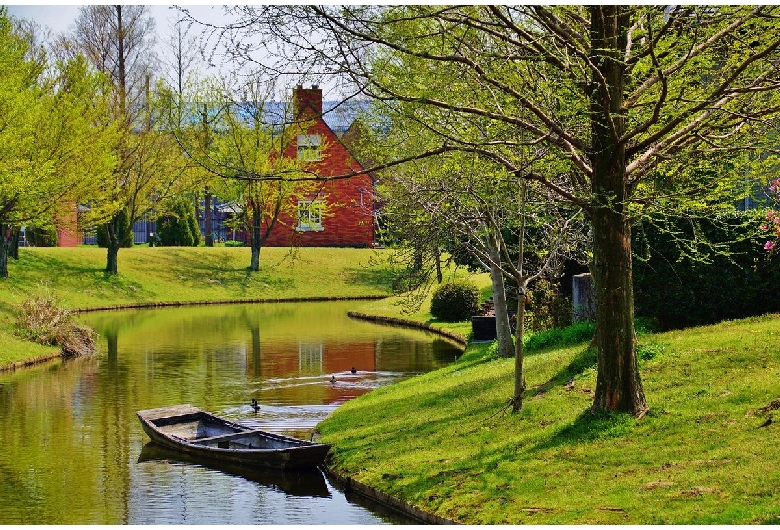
[[0, 301, 462, 524]]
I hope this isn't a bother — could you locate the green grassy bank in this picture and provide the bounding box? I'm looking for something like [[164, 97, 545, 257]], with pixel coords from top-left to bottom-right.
[[318, 313, 780, 524], [0, 246, 394, 366]]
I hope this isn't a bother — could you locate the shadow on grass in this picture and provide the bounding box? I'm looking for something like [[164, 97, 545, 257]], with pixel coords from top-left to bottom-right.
[[16, 250, 104, 277], [529, 345, 597, 398], [345, 266, 397, 291], [526, 345, 639, 448], [537, 408, 636, 449], [14, 252, 142, 295]]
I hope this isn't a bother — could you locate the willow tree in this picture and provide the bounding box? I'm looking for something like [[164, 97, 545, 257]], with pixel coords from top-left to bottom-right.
[[190, 5, 780, 415]]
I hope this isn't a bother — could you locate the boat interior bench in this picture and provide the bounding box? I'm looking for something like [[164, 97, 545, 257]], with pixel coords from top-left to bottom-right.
[[193, 430, 265, 443]]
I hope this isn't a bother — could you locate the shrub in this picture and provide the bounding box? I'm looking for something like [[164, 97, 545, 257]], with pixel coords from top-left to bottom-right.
[[524, 321, 596, 352], [16, 294, 97, 358], [633, 211, 780, 330], [25, 225, 58, 247], [157, 197, 201, 247], [529, 279, 573, 331], [430, 280, 481, 322]]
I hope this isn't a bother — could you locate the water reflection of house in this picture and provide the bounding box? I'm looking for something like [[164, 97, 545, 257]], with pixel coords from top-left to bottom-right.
[[245, 338, 378, 405], [245, 340, 377, 377]]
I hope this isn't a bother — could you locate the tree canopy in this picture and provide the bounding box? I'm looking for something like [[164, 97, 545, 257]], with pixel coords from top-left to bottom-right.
[[188, 5, 780, 414], [61, 5, 189, 274], [0, 10, 116, 278]]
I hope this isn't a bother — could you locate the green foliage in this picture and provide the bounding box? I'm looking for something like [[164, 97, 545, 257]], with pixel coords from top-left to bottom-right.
[[25, 226, 58, 247], [636, 341, 667, 361], [524, 321, 596, 352], [633, 211, 780, 329], [528, 279, 573, 331], [164, 78, 318, 271], [157, 196, 201, 247], [96, 209, 133, 248], [429, 280, 480, 322], [0, 12, 117, 277]]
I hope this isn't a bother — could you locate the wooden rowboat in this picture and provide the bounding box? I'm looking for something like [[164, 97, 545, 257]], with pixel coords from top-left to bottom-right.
[[136, 404, 330, 470], [138, 442, 331, 497]]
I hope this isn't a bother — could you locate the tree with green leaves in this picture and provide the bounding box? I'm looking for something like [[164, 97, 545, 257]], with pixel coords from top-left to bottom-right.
[[349, 67, 588, 411], [160, 14, 216, 247], [61, 5, 188, 275], [373, 140, 587, 411], [0, 10, 116, 278], [194, 5, 780, 415], [164, 77, 317, 271]]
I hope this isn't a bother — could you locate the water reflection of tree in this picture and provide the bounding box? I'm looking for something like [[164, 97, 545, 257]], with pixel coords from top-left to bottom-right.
[[250, 323, 262, 378]]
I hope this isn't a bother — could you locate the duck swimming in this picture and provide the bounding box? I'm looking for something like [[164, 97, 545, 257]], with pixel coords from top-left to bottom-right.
[[250, 398, 259, 412]]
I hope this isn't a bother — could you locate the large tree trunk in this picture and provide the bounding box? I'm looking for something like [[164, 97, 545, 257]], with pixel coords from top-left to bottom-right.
[[106, 240, 120, 275], [588, 6, 647, 415], [105, 211, 126, 275], [10, 226, 20, 260], [248, 186, 286, 272], [488, 236, 514, 358], [0, 224, 11, 278], [250, 206, 261, 272]]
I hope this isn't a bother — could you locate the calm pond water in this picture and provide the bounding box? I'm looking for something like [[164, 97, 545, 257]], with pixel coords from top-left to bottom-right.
[[0, 301, 463, 524]]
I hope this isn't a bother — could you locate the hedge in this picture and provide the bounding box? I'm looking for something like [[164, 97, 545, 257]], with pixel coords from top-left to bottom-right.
[[632, 210, 780, 330]]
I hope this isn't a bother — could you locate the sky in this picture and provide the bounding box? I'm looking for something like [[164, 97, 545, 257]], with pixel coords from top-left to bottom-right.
[[4, 4, 339, 96], [5, 4, 224, 44]]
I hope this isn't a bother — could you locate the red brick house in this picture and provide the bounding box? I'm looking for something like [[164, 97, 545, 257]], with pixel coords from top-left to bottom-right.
[[55, 202, 81, 247], [261, 86, 375, 248], [56, 86, 376, 248]]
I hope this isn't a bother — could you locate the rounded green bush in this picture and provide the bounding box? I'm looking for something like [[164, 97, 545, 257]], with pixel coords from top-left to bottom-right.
[[430, 281, 481, 322]]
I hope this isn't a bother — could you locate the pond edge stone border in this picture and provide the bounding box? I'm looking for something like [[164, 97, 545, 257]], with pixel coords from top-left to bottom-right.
[[323, 466, 460, 525], [346, 311, 467, 347]]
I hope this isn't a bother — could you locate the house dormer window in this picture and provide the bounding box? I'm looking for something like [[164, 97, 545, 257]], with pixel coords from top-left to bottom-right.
[[297, 134, 322, 161]]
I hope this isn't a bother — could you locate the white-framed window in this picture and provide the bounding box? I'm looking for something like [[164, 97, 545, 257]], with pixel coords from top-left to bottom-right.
[[297, 200, 324, 231], [297, 134, 322, 161]]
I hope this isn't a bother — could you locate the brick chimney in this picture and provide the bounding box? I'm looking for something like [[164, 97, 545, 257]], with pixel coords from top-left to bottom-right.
[[293, 84, 322, 118]]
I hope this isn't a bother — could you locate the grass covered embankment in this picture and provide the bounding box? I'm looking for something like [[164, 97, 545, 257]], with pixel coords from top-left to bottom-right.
[[319, 307, 780, 524], [0, 246, 395, 367]]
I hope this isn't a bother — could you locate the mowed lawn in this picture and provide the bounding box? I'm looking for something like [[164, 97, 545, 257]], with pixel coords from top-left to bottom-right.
[[318, 313, 780, 524]]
